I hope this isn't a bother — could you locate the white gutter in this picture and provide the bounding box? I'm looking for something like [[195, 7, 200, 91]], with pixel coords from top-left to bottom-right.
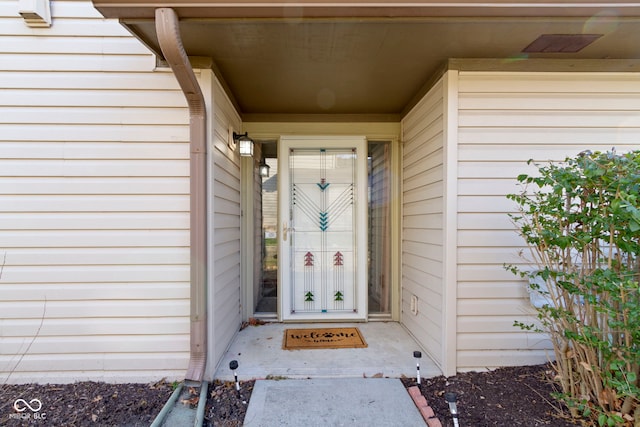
[[155, 7, 208, 382]]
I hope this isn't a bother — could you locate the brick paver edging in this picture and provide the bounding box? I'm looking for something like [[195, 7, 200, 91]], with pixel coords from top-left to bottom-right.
[[407, 386, 443, 427]]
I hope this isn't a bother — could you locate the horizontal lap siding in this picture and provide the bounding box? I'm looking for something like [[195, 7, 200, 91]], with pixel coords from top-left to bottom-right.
[[0, 0, 190, 383], [457, 72, 640, 370], [401, 79, 445, 368], [210, 77, 242, 370]]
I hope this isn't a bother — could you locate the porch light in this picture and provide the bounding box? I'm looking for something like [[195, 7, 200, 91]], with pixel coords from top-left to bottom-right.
[[234, 132, 254, 157], [259, 159, 270, 177]]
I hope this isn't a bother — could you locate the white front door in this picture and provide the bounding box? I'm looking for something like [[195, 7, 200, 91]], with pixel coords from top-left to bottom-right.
[[279, 136, 367, 321]]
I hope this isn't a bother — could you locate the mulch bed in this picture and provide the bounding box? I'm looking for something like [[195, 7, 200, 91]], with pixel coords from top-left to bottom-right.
[[0, 381, 173, 426], [402, 364, 582, 427], [204, 380, 255, 427], [1, 364, 584, 426]]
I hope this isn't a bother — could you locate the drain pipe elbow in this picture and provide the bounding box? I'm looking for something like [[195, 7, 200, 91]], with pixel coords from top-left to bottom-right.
[[155, 7, 207, 382]]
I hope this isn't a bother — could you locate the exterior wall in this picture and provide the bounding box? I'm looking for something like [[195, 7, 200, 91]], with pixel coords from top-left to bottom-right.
[[400, 78, 446, 369], [455, 71, 640, 370], [205, 71, 242, 378], [5, 0, 638, 381], [0, 0, 192, 383]]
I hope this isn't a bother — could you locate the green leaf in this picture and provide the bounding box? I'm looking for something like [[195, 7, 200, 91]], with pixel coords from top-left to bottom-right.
[[598, 414, 607, 426]]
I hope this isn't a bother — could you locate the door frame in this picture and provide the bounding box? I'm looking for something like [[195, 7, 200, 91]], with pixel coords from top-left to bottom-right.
[[240, 123, 402, 323], [278, 135, 368, 322]]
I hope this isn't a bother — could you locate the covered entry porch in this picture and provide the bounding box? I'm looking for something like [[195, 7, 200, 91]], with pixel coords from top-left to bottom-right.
[[213, 322, 440, 381], [88, 0, 640, 383]]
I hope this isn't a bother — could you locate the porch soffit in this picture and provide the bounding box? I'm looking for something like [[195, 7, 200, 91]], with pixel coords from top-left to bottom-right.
[[92, 1, 640, 118]]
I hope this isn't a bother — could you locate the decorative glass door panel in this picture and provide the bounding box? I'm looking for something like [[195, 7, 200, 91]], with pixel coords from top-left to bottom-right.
[[279, 136, 367, 321]]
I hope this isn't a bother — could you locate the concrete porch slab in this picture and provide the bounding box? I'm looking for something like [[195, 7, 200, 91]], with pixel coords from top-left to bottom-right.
[[243, 378, 427, 426], [213, 322, 441, 381]]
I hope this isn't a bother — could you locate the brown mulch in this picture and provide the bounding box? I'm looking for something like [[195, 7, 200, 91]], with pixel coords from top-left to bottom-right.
[[0, 381, 173, 426], [402, 363, 583, 427], [204, 380, 255, 427], [1, 364, 584, 426]]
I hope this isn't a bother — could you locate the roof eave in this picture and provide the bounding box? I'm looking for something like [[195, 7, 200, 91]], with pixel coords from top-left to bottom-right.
[[92, 0, 640, 20]]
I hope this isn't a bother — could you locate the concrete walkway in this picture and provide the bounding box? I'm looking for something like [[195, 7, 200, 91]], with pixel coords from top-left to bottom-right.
[[243, 378, 427, 426], [214, 322, 441, 381]]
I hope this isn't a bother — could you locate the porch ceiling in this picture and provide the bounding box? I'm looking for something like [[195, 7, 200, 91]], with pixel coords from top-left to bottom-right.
[[92, 1, 640, 119]]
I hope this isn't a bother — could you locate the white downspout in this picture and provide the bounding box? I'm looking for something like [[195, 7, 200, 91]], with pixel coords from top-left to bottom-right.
[[155, 7, 207, 382]]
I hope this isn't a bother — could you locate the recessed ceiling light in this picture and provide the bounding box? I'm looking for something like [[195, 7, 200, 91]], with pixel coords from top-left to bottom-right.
[[523, 34, 602, 53]]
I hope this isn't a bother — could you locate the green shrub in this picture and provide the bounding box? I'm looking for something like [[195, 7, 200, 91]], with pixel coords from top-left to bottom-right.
[[507, 150, 639, 426]]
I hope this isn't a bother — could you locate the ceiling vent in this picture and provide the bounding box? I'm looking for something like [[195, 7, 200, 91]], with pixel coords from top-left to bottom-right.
[[18, 0, 51, 28], [523, 34, 602, 53]]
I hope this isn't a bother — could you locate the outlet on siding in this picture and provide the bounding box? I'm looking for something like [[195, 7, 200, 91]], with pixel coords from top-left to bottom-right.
[[410, 295, 418, 316]]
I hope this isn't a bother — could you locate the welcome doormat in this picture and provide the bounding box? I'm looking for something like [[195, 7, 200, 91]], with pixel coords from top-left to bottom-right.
[[283, 327, 367, 350]]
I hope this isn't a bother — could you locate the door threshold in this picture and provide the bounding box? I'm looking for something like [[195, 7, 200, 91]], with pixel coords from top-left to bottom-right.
[[248, 313, 392, 322], [367, 313, 393, 321], [251, 313, 278, 321]]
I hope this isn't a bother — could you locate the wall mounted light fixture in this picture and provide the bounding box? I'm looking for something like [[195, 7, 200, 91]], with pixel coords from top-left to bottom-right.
[[259, 159, 270, 178], [233, 132, 254, 157]]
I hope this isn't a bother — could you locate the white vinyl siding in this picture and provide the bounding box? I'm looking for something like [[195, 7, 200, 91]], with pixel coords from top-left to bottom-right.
[[0, 0, 191, 383], [207, 73, 242, 373], [401, 79, 446, 369], [456, 72, 640, 370]]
